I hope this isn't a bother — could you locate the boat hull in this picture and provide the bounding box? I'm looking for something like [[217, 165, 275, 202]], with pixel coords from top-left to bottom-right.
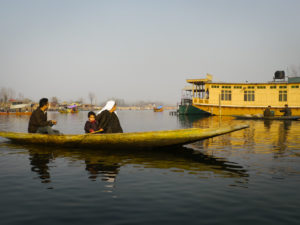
[[233, 115, 300, 120], [193, 104, 300, 116], [178, 105, 211, 115], [59, 110, 79, 113], [0, 125, 249, 149], [0, 112, 32, 115]]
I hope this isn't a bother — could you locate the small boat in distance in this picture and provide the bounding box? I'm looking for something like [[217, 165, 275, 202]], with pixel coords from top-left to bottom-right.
[[0, 111, 32, 115], [0, 100, 33, 115], [59, 104, 79, 113], [153, 105, 163, 112]]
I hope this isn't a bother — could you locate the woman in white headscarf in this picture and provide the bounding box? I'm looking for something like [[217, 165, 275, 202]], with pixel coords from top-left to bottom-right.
[[95, 100, 123, 133]]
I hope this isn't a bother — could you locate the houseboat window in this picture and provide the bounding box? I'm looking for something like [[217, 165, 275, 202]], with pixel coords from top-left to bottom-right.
[[234, 86, 242, 89], [244, 91, 255, 101], [279, 86, 287, 89], [270, 86, 277, 89], [212, 85, 219, 88], [291, 85, 299, 88], [257, 86, 266, 89], [247, 86, 255, 89], [221, 90, 231, 101], [279, 91, 287, 102], [222, 85, 231, 89]]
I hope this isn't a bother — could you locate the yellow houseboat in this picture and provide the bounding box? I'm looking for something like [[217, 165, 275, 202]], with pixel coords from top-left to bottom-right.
[[187, 72, 300, 116]]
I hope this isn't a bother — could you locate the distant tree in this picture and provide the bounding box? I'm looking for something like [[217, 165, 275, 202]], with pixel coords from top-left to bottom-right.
[[114, 98, 127, 106], [0, 87, 15, 103], [98, 98, 127, 106], [88, 92, 96, 105], [76, 97, 84, 105]]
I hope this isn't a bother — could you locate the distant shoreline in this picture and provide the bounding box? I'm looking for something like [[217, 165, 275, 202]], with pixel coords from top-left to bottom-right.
[[48, 106, 177, 111]]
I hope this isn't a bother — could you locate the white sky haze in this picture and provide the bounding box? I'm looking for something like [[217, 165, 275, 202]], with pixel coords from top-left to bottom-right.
[[1, 0, 300, 104]]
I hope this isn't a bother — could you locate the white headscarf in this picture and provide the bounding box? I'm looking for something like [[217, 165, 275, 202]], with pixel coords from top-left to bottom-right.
[[96, 100, 116, 115]]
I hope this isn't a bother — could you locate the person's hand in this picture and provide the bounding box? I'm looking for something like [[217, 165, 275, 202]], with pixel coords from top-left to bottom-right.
[[92, 128, 103, 133], [51, 120, 57, 125]]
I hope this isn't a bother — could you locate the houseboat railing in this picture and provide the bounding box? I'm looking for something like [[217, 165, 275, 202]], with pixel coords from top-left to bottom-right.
[[193, 98, 209, 104]]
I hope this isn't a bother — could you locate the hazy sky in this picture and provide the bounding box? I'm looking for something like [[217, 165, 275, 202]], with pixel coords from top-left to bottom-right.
[[1, 0, 300, 104]]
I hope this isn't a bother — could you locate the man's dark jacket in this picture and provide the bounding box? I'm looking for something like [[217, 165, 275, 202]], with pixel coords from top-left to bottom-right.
[[280, 107, 292, 116], [28, 108, 52, 133], [263, 108, 272, 117]]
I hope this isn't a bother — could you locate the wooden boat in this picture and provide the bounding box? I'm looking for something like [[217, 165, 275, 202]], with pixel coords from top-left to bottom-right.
[[59, 110, 79, 113], [59, 108, 79, 113], [0, 124, 248, 149], [233, 115, 300, 120], [1, 101, 33, 115], [0, 112, 32, 116], [59, 104, 79, 113], [59, 109, 79, 113], [153, 105, 163, 112]]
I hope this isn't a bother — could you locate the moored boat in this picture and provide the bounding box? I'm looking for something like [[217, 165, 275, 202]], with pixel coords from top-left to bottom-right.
[[153, 105, 163, 112], [233, 115, 300, 120], [59, 109, 79, 113], [186, 72, 300, 116], [0, 100, 33, 115], [0, 124, 249, 149], [59, 104, 79, 113], [0, 112, 32, 115]]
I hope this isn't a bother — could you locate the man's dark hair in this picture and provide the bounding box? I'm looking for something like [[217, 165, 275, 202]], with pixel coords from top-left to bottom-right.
[[39, 98, 49, 108], [88, 111, 96, 118]]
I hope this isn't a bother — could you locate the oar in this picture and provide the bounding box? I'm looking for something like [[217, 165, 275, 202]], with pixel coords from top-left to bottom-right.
[[90, 128, 104, 134]]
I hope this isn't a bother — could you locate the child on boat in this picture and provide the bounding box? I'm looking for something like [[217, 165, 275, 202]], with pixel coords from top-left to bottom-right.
[[84, 111, 103, 134]]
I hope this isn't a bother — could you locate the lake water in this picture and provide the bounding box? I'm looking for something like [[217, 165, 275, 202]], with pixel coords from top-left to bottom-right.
[[0, 110, 300, 225]]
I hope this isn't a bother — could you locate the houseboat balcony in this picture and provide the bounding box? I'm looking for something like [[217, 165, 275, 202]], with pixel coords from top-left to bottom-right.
[[193, 98, 209, 104]]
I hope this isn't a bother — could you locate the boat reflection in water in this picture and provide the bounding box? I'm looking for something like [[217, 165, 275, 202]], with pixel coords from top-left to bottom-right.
[[275, 120, 292, 158], [178, 114, 300, 160], [1, 143, 249, 188], [29, 151, 53, 184], [85, 159, 120, 183], [177, 114, 211, 128]]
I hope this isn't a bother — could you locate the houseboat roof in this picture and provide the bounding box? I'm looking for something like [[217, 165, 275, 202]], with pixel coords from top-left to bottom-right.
[[187, 74, 300, 85], [187, 79, 300, 85], [186, 74, 213, 85], [186, 78, 211, 85], [187, 81, 300, 85]]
